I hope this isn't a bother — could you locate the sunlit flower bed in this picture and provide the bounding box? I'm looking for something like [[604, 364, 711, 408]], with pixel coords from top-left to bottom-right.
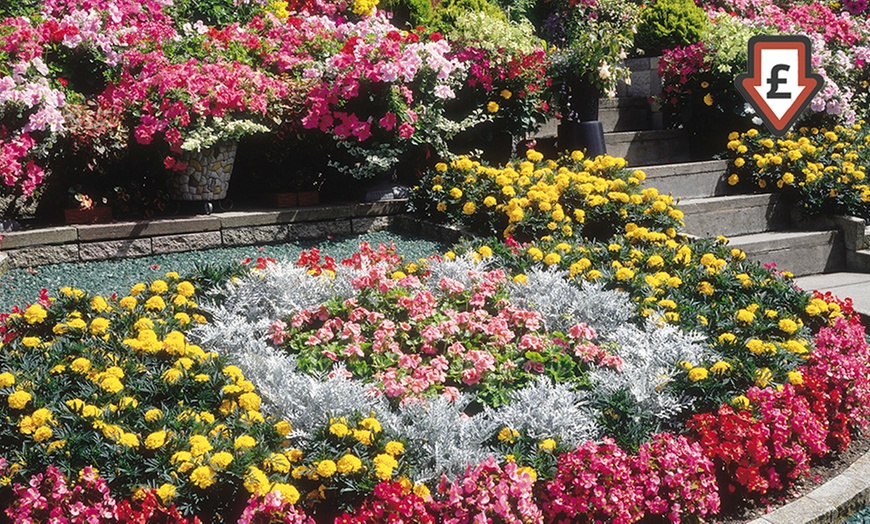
[[1, 152, 870, 523], [723, 124, 870, 220]]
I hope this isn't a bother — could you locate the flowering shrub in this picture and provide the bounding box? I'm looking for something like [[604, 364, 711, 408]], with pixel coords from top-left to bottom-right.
[[659, 1, 870, 139], [412, 149, 683, 242], [722, 124, 870, 220]]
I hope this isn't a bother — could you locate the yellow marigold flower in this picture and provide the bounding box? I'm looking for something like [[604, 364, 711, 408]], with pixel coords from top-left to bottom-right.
[[274, 420, 293, 438], [0, 372, 16, 388], [497, 427, 519, 443], [145, 430, 167, 450], [156, 484, 176, 503], [435, 162, 448, 172], [353, 429, 373, 446], [33, 425, 53, 442], [688, 367, 709, 382], [316, 459, 337, 478], [271, 483, 300, 504], [414, 484, 431, 499], [385, 441, 405, 456], [462, 201, 476, 215], [189, 435, 213, 457], [238, 392, 261, 412], [615, 267, 635, 281], [539, 438, 557, 452], [732, 395, 751, 409], [118, 432, 140, 448], [150, 280, 169, 294], [144, 408, 162, 422], [543, 253, 561, 266], [100, 376, 123, 394], [244, 466, 272, 494], [787, 371, 804, 385], [778, 318, 798, 334], [21, 336, 41, 348], [235, 435, 257, 450], [586, 270, 602, 280], [710, 361, 732, 374], [526, 149, 544, 162], [161, 368, 182, 384], [210, 451, 234, 470], [118, 296, 138, 311], [8, 390, 32, 410], [500, 89, 512, 99], [478, 246, 493, 258], [736, 308, 755, 323], [176, 281, 196, 298], [487, 101, 499, 113], [728, 174, 740, 186], [449, 187, 462, 199], [145, 296, 166, 311], [193, 314, 207, 324], [527, 247, 544, 261], [264, 452, 292, 474], [373, 453, 398, 480], [336, 454, 363, 475], [755, 367, 773, 387], [190, 465, 216, 489], [330, 423, 350, 438], [513, 274, 528, 284], [23, 304, 48, 324]]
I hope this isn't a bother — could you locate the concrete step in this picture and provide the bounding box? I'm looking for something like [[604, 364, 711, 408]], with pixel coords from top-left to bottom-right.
[[847, 249, 870, 272], [728, 229, 845, 277], [680, 193, 790, 238], [637, 160, 729, 199], [534, 98, 659, 138], [604, 129, 693, 166]]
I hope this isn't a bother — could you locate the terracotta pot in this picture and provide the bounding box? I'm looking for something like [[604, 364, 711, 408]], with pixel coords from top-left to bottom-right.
[[264, 192, 299, 208], [65, 206, 113, 225], [297, 190, 320, 207]]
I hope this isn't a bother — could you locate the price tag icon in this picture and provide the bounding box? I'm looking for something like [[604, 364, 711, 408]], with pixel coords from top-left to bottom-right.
[[735, 35, 824, 136]]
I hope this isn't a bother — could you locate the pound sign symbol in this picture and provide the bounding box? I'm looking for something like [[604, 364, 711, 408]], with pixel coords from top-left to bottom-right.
[[766, 64, 791, 99]]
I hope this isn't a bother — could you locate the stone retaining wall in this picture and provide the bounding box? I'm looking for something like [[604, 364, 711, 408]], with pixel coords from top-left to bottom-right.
[[0, 200, 409, 271]]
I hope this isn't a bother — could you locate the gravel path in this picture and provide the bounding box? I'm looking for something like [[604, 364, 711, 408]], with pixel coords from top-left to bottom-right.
[[0, 231, 447, 311]]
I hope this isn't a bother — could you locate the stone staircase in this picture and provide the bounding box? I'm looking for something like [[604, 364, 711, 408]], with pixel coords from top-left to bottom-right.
[[535, 93, 868, 281]]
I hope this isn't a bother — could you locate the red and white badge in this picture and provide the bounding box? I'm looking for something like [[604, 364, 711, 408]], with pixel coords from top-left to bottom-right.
[[735, 35, 824, 136]]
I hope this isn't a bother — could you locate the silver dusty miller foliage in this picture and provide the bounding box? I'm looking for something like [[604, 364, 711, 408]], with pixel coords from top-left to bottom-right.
[[506, 267, 633, 336], [194, 254, 713, 476]]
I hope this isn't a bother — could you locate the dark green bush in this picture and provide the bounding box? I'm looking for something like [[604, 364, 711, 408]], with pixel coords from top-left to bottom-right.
[[428, 0, 506, 33], [379, 0, 434, 28], [634, 0, 708, 56], [167, 0, 266, 26]]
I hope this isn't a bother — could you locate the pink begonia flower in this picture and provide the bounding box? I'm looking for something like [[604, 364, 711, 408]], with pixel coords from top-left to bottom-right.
[[461, 367, 481, 385], [523, 361, 544, 373]]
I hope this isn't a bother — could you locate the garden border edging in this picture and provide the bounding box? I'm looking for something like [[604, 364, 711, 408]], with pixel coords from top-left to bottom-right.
[[0, 200, 410, 271]]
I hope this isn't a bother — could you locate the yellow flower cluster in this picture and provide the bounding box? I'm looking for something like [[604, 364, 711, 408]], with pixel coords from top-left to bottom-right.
[[424, 150, 682, 243], [725, 124, 870, 205], [1, 272, 300, 511], [352, 0, 378, 16]]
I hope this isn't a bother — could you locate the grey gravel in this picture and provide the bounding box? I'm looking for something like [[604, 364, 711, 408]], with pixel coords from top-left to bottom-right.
[[0, 231, 447, 311]]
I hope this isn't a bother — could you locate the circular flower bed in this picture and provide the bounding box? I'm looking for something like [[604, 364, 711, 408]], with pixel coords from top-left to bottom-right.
[[0, 151, 868, 523]]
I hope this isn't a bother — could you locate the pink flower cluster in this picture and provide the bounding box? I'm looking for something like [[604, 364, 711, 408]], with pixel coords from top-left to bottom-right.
[[295, 13, 460, 143], [6, 465, 118, 523], [275, 245, 614, 405], [0, 130, 46, 196], [239, 491, 316, 524], [336, 481, 437, 524], [438, 457, 542, 524], [541, 435, 718, 524]]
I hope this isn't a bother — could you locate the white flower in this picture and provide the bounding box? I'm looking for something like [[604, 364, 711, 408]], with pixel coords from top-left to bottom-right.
[[598, 63, 611, 80]]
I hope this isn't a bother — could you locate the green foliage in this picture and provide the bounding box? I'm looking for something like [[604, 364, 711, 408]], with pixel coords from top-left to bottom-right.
[[378, 0, 434, 28], [428, 0, 507, 34], [634, 0, 709, 55], [167, 0, 267, 26], [0, 0, 41, 17]]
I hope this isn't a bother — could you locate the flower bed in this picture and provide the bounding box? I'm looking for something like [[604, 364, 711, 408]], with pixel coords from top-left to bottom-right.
[[1, 149, 869, 523]]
